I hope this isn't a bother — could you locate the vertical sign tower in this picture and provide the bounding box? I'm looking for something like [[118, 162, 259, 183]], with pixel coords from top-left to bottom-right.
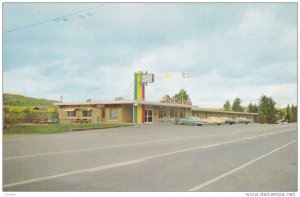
[[133, 71, 154, 124]]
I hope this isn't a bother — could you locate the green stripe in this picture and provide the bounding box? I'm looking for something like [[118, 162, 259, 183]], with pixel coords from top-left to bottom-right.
[[134, 72, 137, 123], [133, 106, 137, 123], [134, 72, 137, 100]]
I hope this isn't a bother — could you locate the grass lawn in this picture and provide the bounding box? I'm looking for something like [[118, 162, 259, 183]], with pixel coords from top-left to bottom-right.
[[4, 123, 133, 134]]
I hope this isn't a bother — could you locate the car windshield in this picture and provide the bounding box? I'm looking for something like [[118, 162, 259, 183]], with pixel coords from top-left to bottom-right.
[[193, 117, 201, 120]]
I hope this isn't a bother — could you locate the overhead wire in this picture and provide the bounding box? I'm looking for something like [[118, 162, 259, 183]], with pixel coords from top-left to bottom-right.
[[124, 88, 134, 100], [121, 82, 133, 98], [123, 82, 134, 100], [4, 3, 108, 34]]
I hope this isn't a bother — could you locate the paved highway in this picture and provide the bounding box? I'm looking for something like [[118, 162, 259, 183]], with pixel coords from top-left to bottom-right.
[[3, 123, 297, 191]]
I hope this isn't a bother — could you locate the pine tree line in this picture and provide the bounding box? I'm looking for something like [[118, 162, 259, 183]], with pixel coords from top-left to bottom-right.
[[223, 95, 297, 124]]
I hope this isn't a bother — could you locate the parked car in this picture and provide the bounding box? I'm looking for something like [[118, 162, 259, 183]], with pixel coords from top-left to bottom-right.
[[174, 116, 208, 126], [206, 117, 225, 125], [275, 119, 288, 124], [220, 117, 236, 125], [236, 117, 251, 124]]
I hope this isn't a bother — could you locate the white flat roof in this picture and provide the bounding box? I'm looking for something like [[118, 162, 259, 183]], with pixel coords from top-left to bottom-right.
[[136, 100, 195, 108], [54, 100, 135, 106], [55, 100, 257, 115], [55, 100, 195, 108], [192, 107, 257, 115]]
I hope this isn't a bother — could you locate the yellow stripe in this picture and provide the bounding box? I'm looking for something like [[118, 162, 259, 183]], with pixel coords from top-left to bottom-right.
[[137, 71, 142, 100], [137, 105, 142, 123]]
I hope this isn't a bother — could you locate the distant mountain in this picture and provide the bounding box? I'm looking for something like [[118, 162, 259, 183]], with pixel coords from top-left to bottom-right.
[[3, 93, 59, 106]]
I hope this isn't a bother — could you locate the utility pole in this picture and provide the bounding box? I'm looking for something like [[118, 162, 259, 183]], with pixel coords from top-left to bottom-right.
[[182, 72, 190, 102]]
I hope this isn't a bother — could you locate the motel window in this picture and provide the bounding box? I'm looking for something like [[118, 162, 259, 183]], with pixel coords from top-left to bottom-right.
[[102, 109, 105, 118], [170, 108, 175, 118], [110, 108, 118, 120], [180, 109, 184, 118], [158, 108, 163, 118], [67, 111, 76, 117], [82, 111, 91, 117]]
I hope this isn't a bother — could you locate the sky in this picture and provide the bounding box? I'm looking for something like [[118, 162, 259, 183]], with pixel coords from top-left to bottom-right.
[[3, 3, 297, 108]]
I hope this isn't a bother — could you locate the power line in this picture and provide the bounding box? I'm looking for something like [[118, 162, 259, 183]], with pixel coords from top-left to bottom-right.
[[125, 89, 134, 100], [123, 83, 134, 100], [4, 3, 108, 34], [122, 82, 133, 97]]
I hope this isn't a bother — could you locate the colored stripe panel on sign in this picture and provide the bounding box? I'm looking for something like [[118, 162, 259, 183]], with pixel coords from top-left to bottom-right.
[[137, 71, 142, 100], [133, 71, 145, 124], [133, 106, 137, 124], [134, 72, 137, 100], [142, 83, 145, 123], [137, 104, 142, 123]]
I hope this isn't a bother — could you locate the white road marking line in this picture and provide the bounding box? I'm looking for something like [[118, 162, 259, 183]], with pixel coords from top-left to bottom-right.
[[3, 128, 296, 188], [187, 140, 297, 192], [86, 159, 146, 172], [1, 131, 251, 160], [2, 134, 215, 160], [3, 158, 147, 188], [201, 143, 224, 148], [139, 129, 295, 161], [4, 127, 296, 160], [3, 133, 226, 160]]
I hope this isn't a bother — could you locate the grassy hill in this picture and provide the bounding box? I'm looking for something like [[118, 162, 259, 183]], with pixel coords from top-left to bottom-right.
[[3, 93, 58, 106]]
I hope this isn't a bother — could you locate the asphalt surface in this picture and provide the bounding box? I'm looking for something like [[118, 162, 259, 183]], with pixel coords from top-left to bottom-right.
[[3, 123, 298, 192]]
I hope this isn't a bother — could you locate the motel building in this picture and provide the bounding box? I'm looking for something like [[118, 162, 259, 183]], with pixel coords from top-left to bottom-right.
[[55, 72, 257, 124]]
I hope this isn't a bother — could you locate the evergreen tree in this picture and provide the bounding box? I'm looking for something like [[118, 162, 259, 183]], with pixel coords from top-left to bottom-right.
[[248, 102, 259, 113], [256, 111, 266, 124], [164, 95, 171, 99], [223, 100, 231, 111], [294, 105, 297, 122], [231, 97, 244, 112], [286, 104, 291, 122], [267, 98, 277, 123], [257, 95, 277, 124], [162, 95, 171, 100], [174, 89, 190, 101], [276, 108, 286, 120], [251, 104, 259, 122], [248, 103, 252, 113], [252, 104, 259, 113], [290, 105, 297, 123]]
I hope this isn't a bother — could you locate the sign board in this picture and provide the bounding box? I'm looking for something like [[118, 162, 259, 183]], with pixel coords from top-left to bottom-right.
[[142, 74, 154, 83], [97, 105, 105, 108], [160, 98, 192, 105]]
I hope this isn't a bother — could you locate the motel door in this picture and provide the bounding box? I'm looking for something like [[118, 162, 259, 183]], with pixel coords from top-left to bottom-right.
[[144, 109, 153, 123]]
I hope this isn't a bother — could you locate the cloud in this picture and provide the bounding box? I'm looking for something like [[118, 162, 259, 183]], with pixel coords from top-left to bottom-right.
[[3, 3, 297, 108]]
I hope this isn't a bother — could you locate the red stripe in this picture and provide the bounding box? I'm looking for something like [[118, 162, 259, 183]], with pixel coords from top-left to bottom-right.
[[142, 84, 145, 100], [142, 105, 145, 123], [142, 84, 145, 123]]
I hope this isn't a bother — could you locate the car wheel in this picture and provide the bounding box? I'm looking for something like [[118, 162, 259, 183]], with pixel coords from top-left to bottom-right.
[[177, 120, 182, 125]]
